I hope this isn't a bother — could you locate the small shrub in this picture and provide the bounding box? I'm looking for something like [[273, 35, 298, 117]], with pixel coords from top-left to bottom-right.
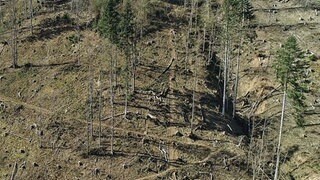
[[128, 93, 134, 102], [67, 34, 81, 44], [62, 13, 72, 23]]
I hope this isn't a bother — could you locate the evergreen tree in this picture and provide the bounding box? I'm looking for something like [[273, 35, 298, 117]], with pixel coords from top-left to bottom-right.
[[118, 0, 135, 51], [98, 0, 120, 44], [273, 36, 309, 180], [274, 36, 308, 126], [242, 0, 254, 20]]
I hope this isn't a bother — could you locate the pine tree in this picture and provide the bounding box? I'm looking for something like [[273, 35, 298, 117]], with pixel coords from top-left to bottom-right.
[[242, 0, 254, 20], [98, 0, 120, 44], [273, 36, 308, 180], [118, 0, 135, 50]]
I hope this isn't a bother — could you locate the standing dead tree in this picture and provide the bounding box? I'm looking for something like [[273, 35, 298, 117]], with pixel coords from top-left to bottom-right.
[[98, 70, 103, 148], [29, 0, 33, 35], [87, 65, 94, 155], [10, 0, 18, 68], [109, 45, 116, 155], [232, 0, 247, 119]]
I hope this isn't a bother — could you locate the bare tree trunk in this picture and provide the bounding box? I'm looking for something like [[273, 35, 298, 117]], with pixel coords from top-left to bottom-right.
[[222, 36, 228, 116], [274, 87, 287, 180], [131, 42, 136, 93], [202, 0, 210, 52], [222, 1, 232, 116], [124, 63, 128, 119], [191, 72, 196, 134], [90, 75, 93, 138], [98, 70, 102, 148], [30, 0, 33, 35], [110, 47, 115, 155], [11, 0, 18, 68], [87, 65, 94, 155], [75, 0, 81, 66], [191, 3, 200, 134], [232, 3, 245, 119], [0, 5, 2, 24], [24, 0, 28, 19], [257, 118, 267, 178], [131, 54, 136, 93], [185, 0, 194, 72], [232, 41, 241, 118]]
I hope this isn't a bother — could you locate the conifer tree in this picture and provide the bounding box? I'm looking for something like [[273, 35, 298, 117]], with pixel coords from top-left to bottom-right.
[[98, 0, 120, 44], [273, 36, 308, 180], [242, 0, 254, 20], [119, 0, 134, 50]]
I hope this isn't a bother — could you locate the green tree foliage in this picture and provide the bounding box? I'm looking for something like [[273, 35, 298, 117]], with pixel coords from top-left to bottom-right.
[[242, 0, 254, 20], [98, 0, 120, 44], [134, 0, 153, 37], [274, 36, 309, 126], [98, 0, 135, 49], [118, 0, 135, 51], [223, 0, 253, 23]]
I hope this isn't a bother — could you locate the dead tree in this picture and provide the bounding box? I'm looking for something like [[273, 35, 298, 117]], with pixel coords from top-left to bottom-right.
[[87, 65, 94, 155], [10, 0, 18, 68], [222, 7, 230, 116], [274, 86, 286, 180], [184, 0, 195, 72], [131, 42, 136, 93], [73, 0, 81, 65], [191, 32, 201, 135], [110, 46, 115, 155], [30, 0, 33, 35], [98, 70, 103, 148], [232, 0, 246, 119]]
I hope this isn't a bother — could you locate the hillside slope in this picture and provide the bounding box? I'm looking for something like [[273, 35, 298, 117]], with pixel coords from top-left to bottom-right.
[[0, 0, 319, 179]]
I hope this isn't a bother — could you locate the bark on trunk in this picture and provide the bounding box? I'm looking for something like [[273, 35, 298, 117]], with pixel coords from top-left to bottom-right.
[[274, 87, 287, 180]]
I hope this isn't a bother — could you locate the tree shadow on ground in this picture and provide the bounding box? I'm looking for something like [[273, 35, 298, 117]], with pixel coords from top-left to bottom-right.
[[25, 25, 75, 43], [140, 4, 188, 38], [22, 61, 75, 68], [203, 53, 249, 135]]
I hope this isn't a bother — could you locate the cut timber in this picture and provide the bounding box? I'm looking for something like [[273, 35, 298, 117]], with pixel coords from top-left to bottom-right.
[[10, 162, 18, 180], [146, 113, 157, 120], [102, 112, 127, 121], [135, 90, 156, 96]]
